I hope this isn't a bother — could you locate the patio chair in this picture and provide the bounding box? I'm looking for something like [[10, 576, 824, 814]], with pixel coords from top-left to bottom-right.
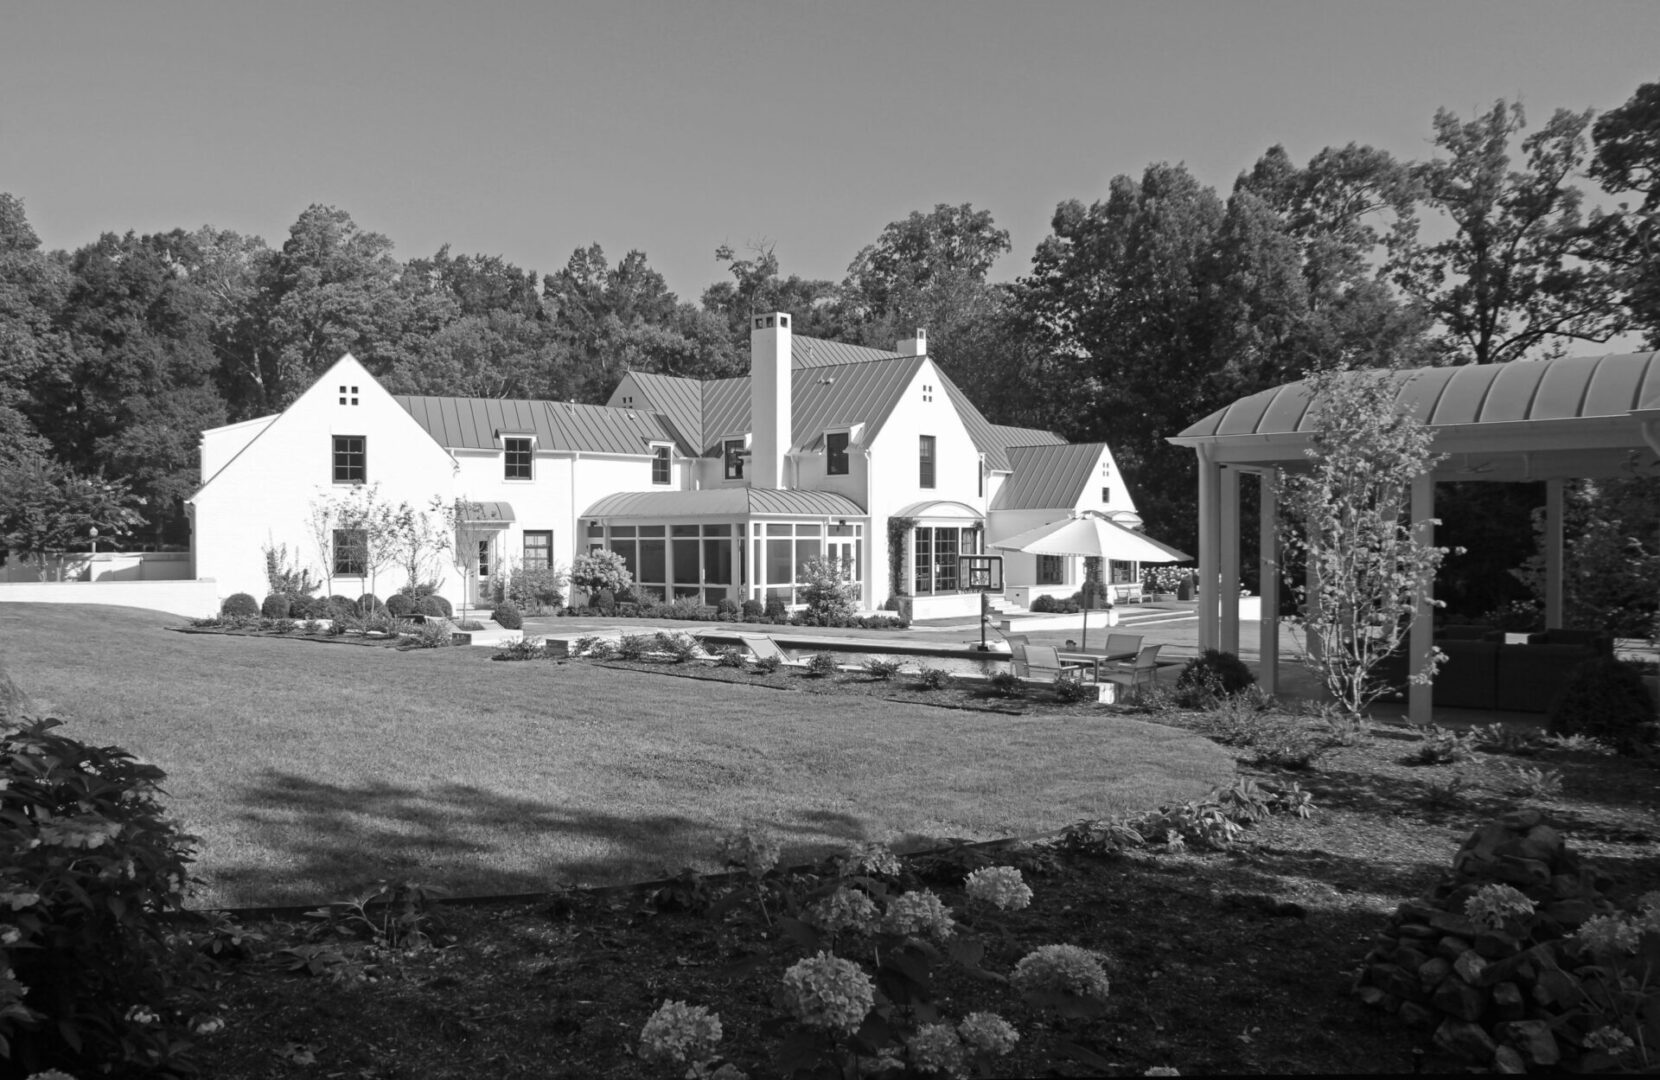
[[1104, 643, 1163, 691], [737, 634, 808, 668], [1101, 632, 1144, 661], [1012, 644, 1075, 683]]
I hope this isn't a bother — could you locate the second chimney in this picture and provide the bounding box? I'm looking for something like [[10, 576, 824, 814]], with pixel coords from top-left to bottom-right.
[[896, 328, 927, 356], [750, 312, 791, 489]]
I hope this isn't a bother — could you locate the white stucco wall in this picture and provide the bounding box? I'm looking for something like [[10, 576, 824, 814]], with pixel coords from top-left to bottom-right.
[[192, 355, 460, 603]]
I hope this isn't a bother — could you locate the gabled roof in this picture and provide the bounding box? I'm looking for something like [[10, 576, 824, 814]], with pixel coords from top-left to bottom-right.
[[621, 371, 705, 453], [938, 377, 1066, 471], [394, 395, 679, 456], [992, 443, 1112, 510], [582, 487, 866, 518], [792, 335, 902, 368]]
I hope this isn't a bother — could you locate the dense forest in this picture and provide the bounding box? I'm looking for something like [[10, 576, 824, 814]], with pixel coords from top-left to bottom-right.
[[4, 84, 1660, 625]]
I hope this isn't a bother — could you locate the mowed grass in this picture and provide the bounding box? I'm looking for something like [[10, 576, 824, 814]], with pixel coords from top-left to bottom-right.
[[1, 603, 1235, 908]]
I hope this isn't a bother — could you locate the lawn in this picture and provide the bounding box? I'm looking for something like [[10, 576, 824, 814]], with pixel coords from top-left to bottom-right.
[[0, 603, 1235, 908]]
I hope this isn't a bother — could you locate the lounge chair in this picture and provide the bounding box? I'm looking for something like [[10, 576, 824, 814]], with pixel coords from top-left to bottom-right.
[[1104, 643, 1163, 691], [737, 634, 808, 668]]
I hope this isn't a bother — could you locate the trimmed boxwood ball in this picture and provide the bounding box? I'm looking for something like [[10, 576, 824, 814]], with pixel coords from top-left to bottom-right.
[[492, 602, 523, 630], [1548, 656, 1659, 756], [1177, 649, 1256, 696], [286, 593, 318, 618], [356, 593, 382, 615], [415, 594, 452, 618], [260, 593, 291, 619], [385, 593, 415, 617], [221, 592, 259, 617], [325, 595, 357, 619]]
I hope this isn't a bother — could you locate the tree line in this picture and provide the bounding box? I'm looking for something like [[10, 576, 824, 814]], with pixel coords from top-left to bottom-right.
[[3, 85, 1659, 586]]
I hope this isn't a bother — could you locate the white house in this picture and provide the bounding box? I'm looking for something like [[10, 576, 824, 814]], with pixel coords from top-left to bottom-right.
[[190, 313, 1142, 617]]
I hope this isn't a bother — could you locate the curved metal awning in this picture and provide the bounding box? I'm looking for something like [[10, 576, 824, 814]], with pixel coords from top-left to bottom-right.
[[460, 501, 515, 523], [582, 488, 866, 519], [1168, 352, 1660, 481], [891, 499, 983, 522]]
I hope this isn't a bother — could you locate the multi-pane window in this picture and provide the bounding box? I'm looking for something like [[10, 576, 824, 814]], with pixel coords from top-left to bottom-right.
[[1037, 554, 1065, 585], [723, 439, 745, 480], [505, 437, 532, 480], [826, 431, 850, 476], [332, 436, 365, 483], [913, 525, 975, 594], [918, 435, 935, 488], [523, 530, 552, 570], [333, 528, 367, 577], [651, 445, 670, 484], [1101, 486, 1111, 503]]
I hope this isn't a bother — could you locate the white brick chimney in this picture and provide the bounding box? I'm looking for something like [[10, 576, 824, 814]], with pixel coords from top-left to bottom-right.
[[750, 312, 791, 489], [896, 328, 927, 356]]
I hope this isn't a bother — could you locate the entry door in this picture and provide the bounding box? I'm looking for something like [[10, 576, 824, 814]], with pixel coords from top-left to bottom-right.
[[826, 537, 860, 600], [473, 535, 495, 605]]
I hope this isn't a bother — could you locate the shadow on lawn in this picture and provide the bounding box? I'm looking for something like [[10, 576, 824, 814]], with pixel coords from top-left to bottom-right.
[[210, 771, 872, 908]]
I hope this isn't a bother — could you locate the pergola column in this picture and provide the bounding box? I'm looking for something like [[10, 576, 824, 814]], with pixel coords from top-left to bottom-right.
[[1196, 446, 1221, 651], [1258, 473, 1279, 694], [1409, 472, 1435, 725], [1545, 478, 1565, 629], [1220, 466, 1241, 655]]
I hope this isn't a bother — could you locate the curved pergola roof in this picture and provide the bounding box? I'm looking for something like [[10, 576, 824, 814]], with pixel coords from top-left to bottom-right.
[[1169, 352, 1660, 482]]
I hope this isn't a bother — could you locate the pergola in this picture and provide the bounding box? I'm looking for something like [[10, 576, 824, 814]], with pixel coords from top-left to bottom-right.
[[1167, 352, 1660, 723]]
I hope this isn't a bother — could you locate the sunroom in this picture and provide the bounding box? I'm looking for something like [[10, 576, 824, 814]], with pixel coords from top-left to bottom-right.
[[580, 488, 869, 607]]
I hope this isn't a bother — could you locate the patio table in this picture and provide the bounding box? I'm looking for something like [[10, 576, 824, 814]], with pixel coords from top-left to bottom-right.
[[1056, 650, 1137, 682]]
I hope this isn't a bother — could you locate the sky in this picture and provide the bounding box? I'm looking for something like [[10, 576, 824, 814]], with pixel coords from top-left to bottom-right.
[[4, 0, 1660, 306]]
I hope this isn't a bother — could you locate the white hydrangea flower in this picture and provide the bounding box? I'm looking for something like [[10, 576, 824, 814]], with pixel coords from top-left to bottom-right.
[[883, 890, 955, 940], [906, 1022, 967, 1077], [807, 887, 879, 936], [0, 892, 40, 912], [957, 1011, 1018, 1055], [192, 1016, 226, 1035], [1462, 883, 1535, 930], [780, 951, 875, 1034], [0, 926, 19, 946], [964, 866, 1033, 911], [1144, 1069, 1182, 1077], [25, 1071, 82, 1080], [124, 1004, 160, 1025], [1584, 1026, 1635, 1056], [1575, 914, 1641, 956], [1012, 944, 1111, 1000], [638, 1000, 723, 1065], [839, 841, 902, 878], [716, 832, 780, 878]]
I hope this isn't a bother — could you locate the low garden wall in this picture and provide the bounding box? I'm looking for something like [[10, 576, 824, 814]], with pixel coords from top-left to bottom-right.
[[0, 579, 221, 618], [0, 551, 190, 583]]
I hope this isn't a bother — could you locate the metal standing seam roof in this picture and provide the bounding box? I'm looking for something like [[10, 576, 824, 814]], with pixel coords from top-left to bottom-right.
[[581, 487, 867, 519], [792, 336, 902, 368], [938, 378, 1067, 471], [792, 356, 926, 452], [618, 371, 706, 454], [1174, 353, 1660, 442], [992, 443, 1112, 510], [394, 395, 679, 456]]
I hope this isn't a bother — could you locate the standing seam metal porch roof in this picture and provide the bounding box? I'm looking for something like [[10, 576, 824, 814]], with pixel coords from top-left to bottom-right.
[[1169, 353, 1660, 480], [581, 488, 867, 519]]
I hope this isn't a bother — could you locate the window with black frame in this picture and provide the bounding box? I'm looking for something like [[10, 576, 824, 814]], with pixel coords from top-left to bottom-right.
[[333, 528, 367, 577], [826, 431, 850, 475], [504, 437, 532, 479], [919, 435, 935, 488], [652, 445, 670, 484], [332, 436, 365, 483]]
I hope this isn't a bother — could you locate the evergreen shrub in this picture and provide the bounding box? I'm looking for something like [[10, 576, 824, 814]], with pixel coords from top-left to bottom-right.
[[492, 602, 523, 630], [415, 595, 452, 618], [1547, 657, 1659, 756], [221, 592, 259, 618], [260, 593, 290, 619], [385, 593, 415, 617]]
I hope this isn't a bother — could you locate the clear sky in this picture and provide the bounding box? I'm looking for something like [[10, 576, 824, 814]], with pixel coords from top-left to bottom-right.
[[4, 0, 1658, 302]]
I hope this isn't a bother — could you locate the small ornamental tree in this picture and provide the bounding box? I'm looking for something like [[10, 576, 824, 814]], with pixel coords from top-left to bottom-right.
[[798, 556, 859, 623], [571, 549, 633, 608], [1277, 368, 1451, 714]]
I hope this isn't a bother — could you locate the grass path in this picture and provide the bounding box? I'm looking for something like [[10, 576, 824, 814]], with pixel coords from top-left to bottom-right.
[[1, 603, 1234, 907]]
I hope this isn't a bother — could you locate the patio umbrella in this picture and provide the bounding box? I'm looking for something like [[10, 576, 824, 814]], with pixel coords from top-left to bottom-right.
[[992, 512, 1192, 649]]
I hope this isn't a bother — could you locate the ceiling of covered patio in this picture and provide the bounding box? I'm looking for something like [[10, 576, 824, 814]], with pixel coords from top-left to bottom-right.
[[1170, 352, 1660, 482]]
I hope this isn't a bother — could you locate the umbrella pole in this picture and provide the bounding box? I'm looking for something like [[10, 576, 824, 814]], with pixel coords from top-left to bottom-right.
[[1081, 589, 1088, 651]]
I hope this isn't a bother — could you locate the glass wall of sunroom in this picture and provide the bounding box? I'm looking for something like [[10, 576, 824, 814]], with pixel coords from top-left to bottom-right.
[[582, 518, 865, 606]]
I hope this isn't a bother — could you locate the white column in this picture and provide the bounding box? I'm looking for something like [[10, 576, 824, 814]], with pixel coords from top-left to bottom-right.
[[1258, 473, 1279, 695], [1196, 448, 1221, 652], [1409, 472, 1435, 725], [1545, 478, 1565, 629], [1221, 466, 1241, 656]]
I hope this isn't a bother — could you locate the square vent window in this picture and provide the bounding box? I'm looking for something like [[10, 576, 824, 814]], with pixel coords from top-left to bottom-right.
[[338, 385, 359, 406]]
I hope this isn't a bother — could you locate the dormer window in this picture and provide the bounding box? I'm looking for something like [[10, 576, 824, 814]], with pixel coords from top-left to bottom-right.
[[504, 436, 533, 480], [826, 431, 850, 476], [723, 438, 746, 481], [338, 385, 359, 406], [651, 444, 671, 485]]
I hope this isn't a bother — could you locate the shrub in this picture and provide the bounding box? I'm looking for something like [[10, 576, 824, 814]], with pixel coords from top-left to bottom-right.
[[1177, 650, 1256, 699], [0, 719, 213, 1075], [799, 557, 859, 622], [404, 621, 454, 649], [864, 658, 902, 680], [492, 639, 545, 661], [325, 594, 357, 619], [763, 595, 787, 621], [300, 619, 322, 635], [988, 671, 1022, 697], [385, 593, 415, 617], [1051, 671, 1094, 703], [754, 654, 783, 674], [492, 602, 523, 630], [415, 594, 453, 618], [260, 593, 291, 619], [221, 592, 259, 618], [805, 652, 839, 677], [915, 667, 951, 690], [717, 598, 739, 618], [273, 617, 297, 634], [1547, 657, 1659, 756], [356, 593, 383, 615], [715, 646, 746, 668], [616, 634, 653, 661], [653, 631, 702, 663], [456, 619, 484, 631], [571, 550, 632, 606], [504, 566, 567, 613], [741, 598, 763, 620]]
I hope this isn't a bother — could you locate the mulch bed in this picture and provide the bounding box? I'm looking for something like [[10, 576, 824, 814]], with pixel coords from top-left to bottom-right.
[[186, 669, 1660, 1078]]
